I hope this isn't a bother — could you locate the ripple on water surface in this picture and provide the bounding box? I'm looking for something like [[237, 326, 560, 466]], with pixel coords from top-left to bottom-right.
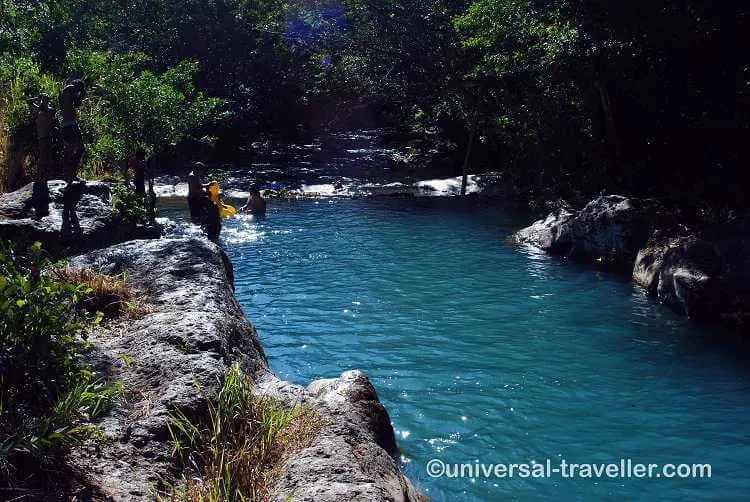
[[170, 197, 750, 502]]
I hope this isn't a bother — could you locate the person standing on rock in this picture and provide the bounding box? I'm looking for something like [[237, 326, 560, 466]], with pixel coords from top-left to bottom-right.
[[61, 179, 84, 235], [26, 93, 56, 217], [187, 162, 211, 224], [59, 80, 86, 231], [60, 79, 86, 182], [187, 162, 222, 240], [203, 196, 221, 241]]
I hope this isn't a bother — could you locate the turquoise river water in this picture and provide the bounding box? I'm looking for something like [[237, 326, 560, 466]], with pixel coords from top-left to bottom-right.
[[169, 194, 750, 501]]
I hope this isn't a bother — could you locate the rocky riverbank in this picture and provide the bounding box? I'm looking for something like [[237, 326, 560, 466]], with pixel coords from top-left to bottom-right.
[[0, 180, 160, 257], [512, 195, 750, 328], [69, 238, 423, 501], [0, 182, 424, 501]]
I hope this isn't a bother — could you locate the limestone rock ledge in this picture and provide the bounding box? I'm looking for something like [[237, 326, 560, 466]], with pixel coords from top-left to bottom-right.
[[66, 237, 425, 501], [633, 230, 750, 325], [0, 181, 160, 257]]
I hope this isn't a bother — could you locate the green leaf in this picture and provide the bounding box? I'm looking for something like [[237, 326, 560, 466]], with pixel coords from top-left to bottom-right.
[[117, 353, 132, 369]]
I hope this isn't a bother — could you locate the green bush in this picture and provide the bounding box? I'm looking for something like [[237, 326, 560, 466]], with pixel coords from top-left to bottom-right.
[[66, 50, 222, 177], [0, 56, 58, 139], [0, 56, 58, 189], [0, 242, 119, 474], [112, 183, 147, 223]]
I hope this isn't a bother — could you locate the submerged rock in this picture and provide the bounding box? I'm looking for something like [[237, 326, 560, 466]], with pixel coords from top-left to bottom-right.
[[0, 180, 160, 257], [66, 238, 422, 501]]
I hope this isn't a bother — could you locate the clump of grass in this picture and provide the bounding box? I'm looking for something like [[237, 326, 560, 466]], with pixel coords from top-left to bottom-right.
[[1, 374, 121, 461], [51, 267, 147, 318], [165, 363, 325, 502]]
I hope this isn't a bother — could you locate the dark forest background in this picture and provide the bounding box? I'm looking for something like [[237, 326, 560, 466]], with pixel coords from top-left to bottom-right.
[[2, 0, 749, 208]]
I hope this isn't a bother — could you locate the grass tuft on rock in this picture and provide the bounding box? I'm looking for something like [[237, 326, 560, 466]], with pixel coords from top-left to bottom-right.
[[165, 363, 325, 502], [51, 267, 147, 318]]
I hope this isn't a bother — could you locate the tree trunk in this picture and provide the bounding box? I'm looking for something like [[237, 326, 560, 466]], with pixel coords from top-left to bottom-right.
[[460, 107, 480, 196], [0, 135, 7, 192], [592, 63, 621, 173], [5, 136, 26, 192]]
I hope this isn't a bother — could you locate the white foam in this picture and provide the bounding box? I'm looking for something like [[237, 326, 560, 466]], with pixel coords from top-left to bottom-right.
[[154, 182, 189, 198], [415, 175, 480, 196], [299, 183, 352, 197], [221, 214, 266, 245], [155, 174, 486, 200]]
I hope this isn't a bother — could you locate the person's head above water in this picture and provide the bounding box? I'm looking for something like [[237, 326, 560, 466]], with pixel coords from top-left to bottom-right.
[[249, 183, 261, 196]]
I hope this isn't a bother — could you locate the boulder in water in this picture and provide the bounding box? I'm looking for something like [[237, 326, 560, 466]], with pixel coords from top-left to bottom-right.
[[633, 232, 677, 294], [635, 229, 750, 325], [513, 195, 657, 268], [567, 195, 654, 267], [268, 370, 426, 501], [656, 235, 725, 320], [512, 206, 576, 253]]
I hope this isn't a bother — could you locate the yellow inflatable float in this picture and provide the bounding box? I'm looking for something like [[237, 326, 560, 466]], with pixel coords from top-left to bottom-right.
[[207, 181, 237, 219]]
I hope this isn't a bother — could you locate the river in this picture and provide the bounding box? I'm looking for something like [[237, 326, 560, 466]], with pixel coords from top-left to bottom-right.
[[157, 132, 750, 501]]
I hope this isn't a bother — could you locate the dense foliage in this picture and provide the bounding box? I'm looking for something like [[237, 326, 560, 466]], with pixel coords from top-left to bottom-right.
[[451, 0, 750, 205], [1, 0, 748, 206], [112, 182, 147, 222], [0, 242, 118, 476], [0, 242, 87, 410], [0, 0, 221, 185], [67, 52, 222, 176]]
